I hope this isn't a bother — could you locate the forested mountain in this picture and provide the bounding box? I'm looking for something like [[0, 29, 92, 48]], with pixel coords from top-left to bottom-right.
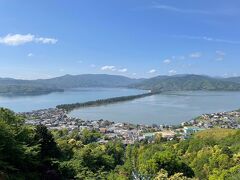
[[0, 74, 143, 88], [1, 74, 240, 96], [0, 84, 63, 96], [35, 74, 143, 88], [130, 74, 240, 91], [0, 74, 143, 95], [224, 76, 240, 84]]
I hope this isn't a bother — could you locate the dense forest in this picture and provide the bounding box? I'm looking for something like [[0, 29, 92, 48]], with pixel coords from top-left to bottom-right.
[[0, 108, 239, 179]]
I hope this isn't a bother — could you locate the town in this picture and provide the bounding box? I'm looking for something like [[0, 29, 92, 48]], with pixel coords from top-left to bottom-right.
[[20, 108, 240, 144]]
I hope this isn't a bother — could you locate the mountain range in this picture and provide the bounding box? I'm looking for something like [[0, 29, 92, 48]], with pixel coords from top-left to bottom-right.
[[130, 74, 240, 91], [0, 74, 240, 95]]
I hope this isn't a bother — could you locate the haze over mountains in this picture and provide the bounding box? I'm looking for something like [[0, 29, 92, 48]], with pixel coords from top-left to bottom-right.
[[1, 74, 240, 95]]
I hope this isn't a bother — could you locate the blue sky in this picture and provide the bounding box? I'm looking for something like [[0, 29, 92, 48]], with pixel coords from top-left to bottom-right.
[[0, 0, 240, 79]]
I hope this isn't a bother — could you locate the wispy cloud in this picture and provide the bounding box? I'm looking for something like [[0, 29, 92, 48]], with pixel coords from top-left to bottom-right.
[[152, 4, 211, 15], [0, 34, 58, 46], [27, 53, 34, 57], [216, 50, 226, 56], [216, 50, 226, 61], [171, 34, 240, 45], [179, 56, 185, 60], [118, 68, 127, 73], [101, 65, 116, 71], [148, 69, 156, 74], [35, 37, 57, 44], [163, 59, 171, 64], [151, 4, 239, 16], [189, 52, 202, 59], [168, 69, 177, 75], [101, 66, 128, 73]]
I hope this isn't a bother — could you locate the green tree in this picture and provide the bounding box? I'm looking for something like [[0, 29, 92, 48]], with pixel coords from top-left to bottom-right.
[[80, 129, 101, 144], [34, 124, 60, 159]]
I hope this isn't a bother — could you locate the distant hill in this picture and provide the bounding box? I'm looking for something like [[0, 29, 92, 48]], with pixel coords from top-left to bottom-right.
[[1, 74, 240, 96], [0, 74, 143, 95], [224, 76, 240, 84], [0, 84, 63, 96], [35, 74, 143, 88], [129, 74, 240, 91]]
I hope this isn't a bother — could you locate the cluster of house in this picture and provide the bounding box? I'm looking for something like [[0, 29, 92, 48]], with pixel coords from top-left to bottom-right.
[[20, 108, 240, 144], [20, 108, 179, 144], [181, 110, 240, 129]]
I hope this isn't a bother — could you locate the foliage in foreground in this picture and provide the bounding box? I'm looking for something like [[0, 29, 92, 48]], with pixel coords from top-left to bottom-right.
[[0, 107, 239, 180]]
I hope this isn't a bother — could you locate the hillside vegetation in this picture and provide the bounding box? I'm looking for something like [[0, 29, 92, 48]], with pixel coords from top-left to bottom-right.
[[130, 74, 240, 91], [194, 128, 237, 140], [0, 108, 239, 179], [0, 84, 63, 96], [225, 76, 240, 84], [1, 74, 240, 96], [0, 74, 142, 96]]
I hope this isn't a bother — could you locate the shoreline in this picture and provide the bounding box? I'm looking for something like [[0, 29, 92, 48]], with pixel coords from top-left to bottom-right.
[[20, 107, 240, 145]]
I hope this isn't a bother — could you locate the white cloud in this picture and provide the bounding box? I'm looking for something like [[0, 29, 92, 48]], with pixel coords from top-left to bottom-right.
[[223, 73, 229, 77], [189, 52, 202, 58], [179, 56, 185, 60], [148, 69, 156, 73], [216, 50, 226, 61], [151, 4, 238, 16], [101, 65, 116, 71], [35, 37, 57, 44], [118, 68, 127, 73], [172, 34, 240, 45], [132, 73, 137, 76], [152, 5, 211, 15], [168, 69, 177, 75], [233, 73, 238, 77], [216, 50, 226, 56], [27, 53, 34, 57], [0, 34, 34, 46], [0, 34, 57, 46], [90, 64, 96, 68], [163, 59, 171, 64]]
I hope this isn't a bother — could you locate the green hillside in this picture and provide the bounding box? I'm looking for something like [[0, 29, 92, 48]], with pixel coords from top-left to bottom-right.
[[0, 74, 143, 96], [0, 108, 239, 179], [130, 74, 240, 91], [1, 74, 240, 96], [225, 76, 240, 84], [0, 84, 63, 96], [36, 74, 143, 88]]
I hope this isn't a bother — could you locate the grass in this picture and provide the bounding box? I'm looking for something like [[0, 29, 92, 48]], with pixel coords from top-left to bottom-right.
[[194, 128, 237, 140]]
